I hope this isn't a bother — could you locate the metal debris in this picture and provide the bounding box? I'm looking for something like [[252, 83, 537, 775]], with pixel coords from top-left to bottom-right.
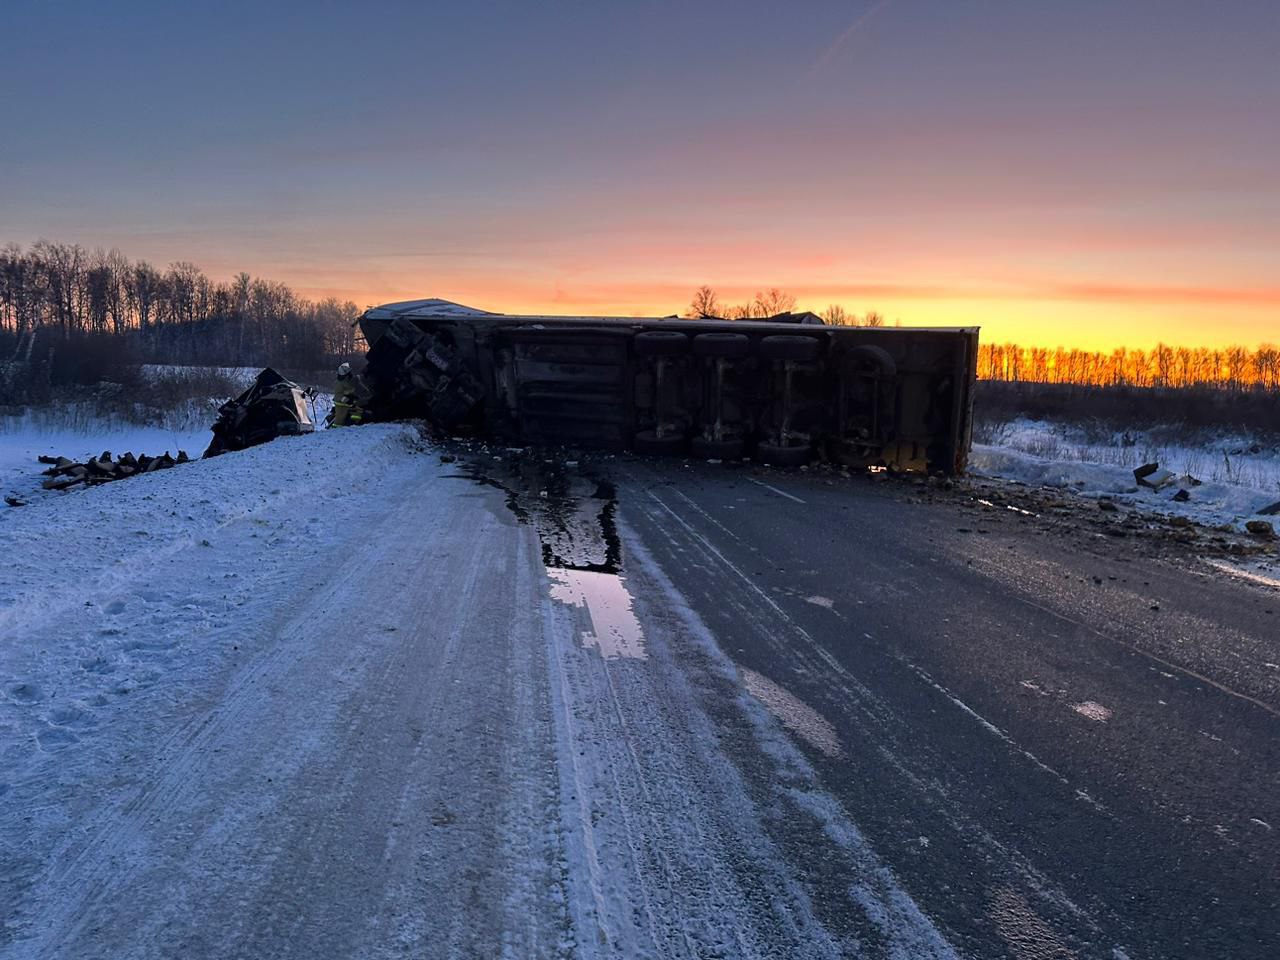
[[204, 368, 314, 458], [38, 450, 190, 490]]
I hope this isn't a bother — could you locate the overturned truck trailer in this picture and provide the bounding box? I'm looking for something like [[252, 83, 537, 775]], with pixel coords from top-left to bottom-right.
[[357, 299, 979, 474]]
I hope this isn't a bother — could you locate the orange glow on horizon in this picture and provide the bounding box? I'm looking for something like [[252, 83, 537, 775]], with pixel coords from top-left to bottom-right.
[[285, 272, 1279, 354]]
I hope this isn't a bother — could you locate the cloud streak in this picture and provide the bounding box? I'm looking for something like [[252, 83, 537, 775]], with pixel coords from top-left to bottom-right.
[[809, 0, 896, 77]]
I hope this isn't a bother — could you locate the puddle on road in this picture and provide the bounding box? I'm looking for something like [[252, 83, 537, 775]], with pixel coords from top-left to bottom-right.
[[454, 452, 645, 659], [741, 668, 843, 758], [547, 568, 647, 660]]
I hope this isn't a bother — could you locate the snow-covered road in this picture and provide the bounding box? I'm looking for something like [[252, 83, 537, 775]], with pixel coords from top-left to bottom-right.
[[1, 427, 953, 958]]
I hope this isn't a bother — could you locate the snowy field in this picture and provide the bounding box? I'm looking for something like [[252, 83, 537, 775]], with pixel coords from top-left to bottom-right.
[[0, 412, 214, 499], [972, 417, 1280, 532]]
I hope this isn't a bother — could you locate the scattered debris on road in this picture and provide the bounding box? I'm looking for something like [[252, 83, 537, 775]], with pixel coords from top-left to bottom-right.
[[1246, 520, 1277, 540], [1135, 462, 1176, 489]]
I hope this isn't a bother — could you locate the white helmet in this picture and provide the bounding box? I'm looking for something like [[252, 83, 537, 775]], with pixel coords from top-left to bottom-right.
[[337, 362, 352, 377]]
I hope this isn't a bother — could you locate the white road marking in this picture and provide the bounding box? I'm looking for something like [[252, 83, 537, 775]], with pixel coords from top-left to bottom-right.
[[903, 660, 1108, 814], [747, 477, 806, 504]]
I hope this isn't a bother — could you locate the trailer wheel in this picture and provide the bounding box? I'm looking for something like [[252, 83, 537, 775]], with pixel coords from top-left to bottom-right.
[[757, 441, 812, 467], [634, 429, 687, 455], [845, 344, 897, 377], [759, 335, 820, 362], [691, 436, 745, 460], [692, 332, 750, 359], [635, 330, 690, 357]]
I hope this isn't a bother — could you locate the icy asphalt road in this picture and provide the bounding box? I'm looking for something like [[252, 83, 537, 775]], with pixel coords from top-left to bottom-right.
[[2, 427, 1277, 959]]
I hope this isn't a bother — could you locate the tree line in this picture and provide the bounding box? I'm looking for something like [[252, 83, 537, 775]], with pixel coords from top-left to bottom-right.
[[978, 342, 1280, 391], [686, 286, 887, 326], [686, 288, 1277, 392], [0, 240, 360, 372]]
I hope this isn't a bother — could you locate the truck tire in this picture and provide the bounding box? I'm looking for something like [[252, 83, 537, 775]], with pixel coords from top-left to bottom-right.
[[634, 331, 689, 357], [692, 332, 750, 359], [691, 436, 745, 460], [759, 335, 821, 362], [634, 429, 687, 455], [845, 344, 897, 377], [757, 441, 812, 467]]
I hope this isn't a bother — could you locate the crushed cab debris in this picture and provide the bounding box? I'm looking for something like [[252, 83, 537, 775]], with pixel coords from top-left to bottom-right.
[[204, 368, 314, 458]]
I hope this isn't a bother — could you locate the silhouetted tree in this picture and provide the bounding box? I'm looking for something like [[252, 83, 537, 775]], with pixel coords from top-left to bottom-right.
[[752, 288, 796, 316], [821, 304, 850, 326], [0, 240, 359, 375], [688, 285, 720, 318]]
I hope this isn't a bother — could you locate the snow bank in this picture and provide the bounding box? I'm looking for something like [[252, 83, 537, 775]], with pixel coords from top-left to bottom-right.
[[971, 442, 1280, 531], [0, 424, 419, 807], [0, 424, 425, 939], [978, 418, 1280, 493], [0, 424, 415, 634]]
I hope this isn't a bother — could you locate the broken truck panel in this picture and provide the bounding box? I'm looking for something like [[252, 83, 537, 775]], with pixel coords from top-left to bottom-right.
[[357, 299, 980, 474], [204, 367, 314, 458]]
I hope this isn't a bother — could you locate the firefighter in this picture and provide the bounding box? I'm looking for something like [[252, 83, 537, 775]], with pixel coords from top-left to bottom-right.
[[329, 361, 364, 427]]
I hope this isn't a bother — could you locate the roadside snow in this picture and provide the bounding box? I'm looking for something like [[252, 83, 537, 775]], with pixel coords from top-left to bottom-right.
[[138, 364, 261, 389], [1, 425, 424, 942], [1, 414, 212, 500], [2, 384, 334, 501], [972, 419, 1280, 532], [978, 418, 1280, 493]]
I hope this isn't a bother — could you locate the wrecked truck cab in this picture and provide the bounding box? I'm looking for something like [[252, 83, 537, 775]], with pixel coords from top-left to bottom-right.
[[203, 368, 314, 458], [356, 300, 979, 474]]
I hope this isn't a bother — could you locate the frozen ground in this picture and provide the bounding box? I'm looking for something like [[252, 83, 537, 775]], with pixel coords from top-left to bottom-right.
[[972, 417, 1280, 532]]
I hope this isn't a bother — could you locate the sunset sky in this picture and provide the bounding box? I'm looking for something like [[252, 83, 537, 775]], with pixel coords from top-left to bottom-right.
[[2, 0, 1277, 350]]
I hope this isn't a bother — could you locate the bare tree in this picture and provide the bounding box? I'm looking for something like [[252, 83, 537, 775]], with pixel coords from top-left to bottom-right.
[[821, 304, 850, 326], [688, 285, 720, 318], [0, 240, 360, 374], [752, 288, 796, 317], [128, 261, 161, 333], [862, 310, 885, 327]]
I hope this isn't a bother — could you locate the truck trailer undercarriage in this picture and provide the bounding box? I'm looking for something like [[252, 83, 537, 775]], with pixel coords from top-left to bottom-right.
[[356, 299, 979, 474]]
